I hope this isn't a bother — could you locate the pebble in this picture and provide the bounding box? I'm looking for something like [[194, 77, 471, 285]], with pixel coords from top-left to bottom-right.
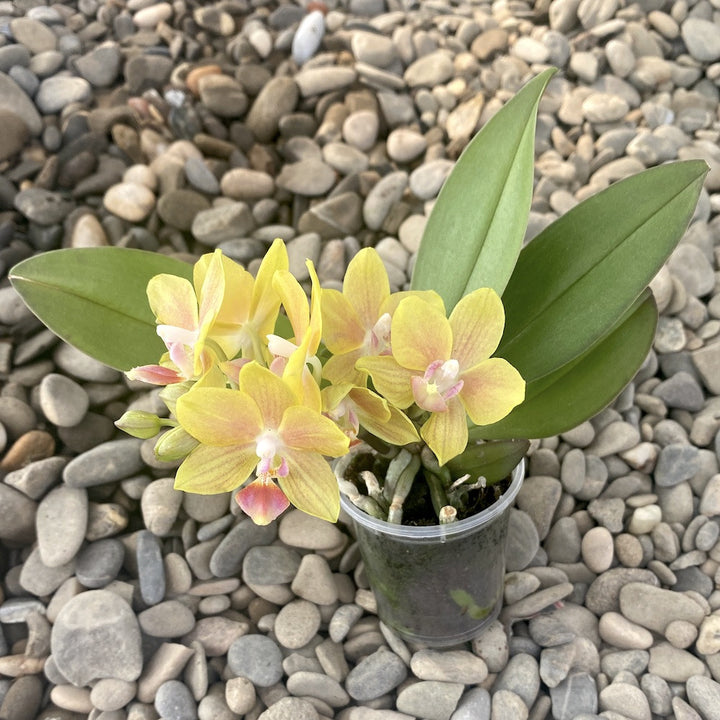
[[14, 188, 74, 225], [34, 485, 87, 569], [38, 373, 89, 427], [227, 634, 283, 687], [0, 72, 42, 135], [686, 675, 720, 720], [582, 526, 614, 573], [274, 599, 321, 649], [599, 682, 651, 720], [276, 158, 336, 196], [138, 600, 196, 638], [0, 109, 30, 162], [294, 66, 357, 96], [35, 77, 92, 114], [292, 11, 326, 65], [63, 439, 145, 488], [549, 673, 598, 720], [681, 19, 720, 62], [386, 128, 427, 163], [154, 680, 197, 720], [74, 538, 124, 588], [363, 171, 408, 231], [396, 681, 464, 720], [220, 168, 275, 200], [654, 443, 702, 487], [343, 110, 379, 151], [258, 696, 320, 720], [345, 647, 408, 701], [648, 642, 708, 682], [599, 612, 654, 649], [404, 51, 454, 87], [51, 590, 143, 686], [103, 182, 156, 222], [410, 649, 487, 684], [291, 554, 338, 605], [0, 2, 719, 719]]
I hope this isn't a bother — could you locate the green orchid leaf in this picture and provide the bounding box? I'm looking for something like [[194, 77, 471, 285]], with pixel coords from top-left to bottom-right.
[[498, 159, 707, 382], [446, 438, 529, 485], [9, 247, 193, 371], [411, 68, 556, 311], [477, 290, 658, 439]]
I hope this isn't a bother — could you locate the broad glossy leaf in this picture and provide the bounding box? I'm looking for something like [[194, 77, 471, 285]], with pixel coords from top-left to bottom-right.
[[9, 247, 192, 371], [446, 438, 529, 484], [498, 160, 707, 382], [411, 68, 556, 311], [476, 290, 658, 439]]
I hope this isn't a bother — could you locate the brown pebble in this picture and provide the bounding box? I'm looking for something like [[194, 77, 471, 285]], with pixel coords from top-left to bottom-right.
[[0, 675, 43, 720], [0, 430, 55, 471], [186, 64, 223, 95]]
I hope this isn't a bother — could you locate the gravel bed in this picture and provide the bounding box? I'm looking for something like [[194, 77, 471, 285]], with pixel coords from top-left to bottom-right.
[[1, 0, 720, 719]]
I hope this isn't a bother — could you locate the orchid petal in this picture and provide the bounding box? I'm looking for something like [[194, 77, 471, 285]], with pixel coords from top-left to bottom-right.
[[281, 450, 341, 522], [219, 358, 250, 385], [251, 238, 288, 340], [236, 478, 290, 525], [391, 296, 452, 371], [174, 443, 258, 493], [126, 364, 185, 385], [344, 248, 390, 331], [165, 341, 195, 379], [322, 348, 366, 386], [147, 274, 198, 330], [176, 387, 262, 445], [449, 288, 506, 369], [273, 270, 309, 341], [460, 358, 526, 426], [355, 355, 415, 408], [196, 250, 225, 335], [238, 362, 295, 429], [320, 288, 365, 354], [421, 396, 468, 466], [380, 289, 445, 317], [349, 387, 420, 445], [280, 405, 350, 457], [321, 382, 355, 412], [194, 363, 228, 389], [344, 386, 390, 423], [306, 260, 323, 355]]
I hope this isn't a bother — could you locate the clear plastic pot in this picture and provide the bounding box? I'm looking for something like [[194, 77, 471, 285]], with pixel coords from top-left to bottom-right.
[[340, 459, 525, 647]]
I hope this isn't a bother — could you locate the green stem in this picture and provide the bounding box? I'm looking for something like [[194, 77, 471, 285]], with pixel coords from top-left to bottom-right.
[[425, 471, 449, 518]]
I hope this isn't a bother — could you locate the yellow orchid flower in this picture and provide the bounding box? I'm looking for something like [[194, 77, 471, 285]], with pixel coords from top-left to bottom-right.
[[322, 382, 419, 447], [357, 289, 525, 466], [127, 240, 288, 385], [320, 247, 443, 385], [127, 251, 229, 384], [174, 361, 349, 524]]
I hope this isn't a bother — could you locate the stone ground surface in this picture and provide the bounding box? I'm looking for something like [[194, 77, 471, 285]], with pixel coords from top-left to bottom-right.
[[1, 0, 720, 719]]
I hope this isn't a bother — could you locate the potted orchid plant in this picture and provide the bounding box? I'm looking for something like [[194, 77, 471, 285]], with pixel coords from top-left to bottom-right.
[[9, 68, 707, 645]]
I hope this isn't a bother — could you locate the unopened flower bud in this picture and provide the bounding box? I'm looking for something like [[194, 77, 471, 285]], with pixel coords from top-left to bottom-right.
[[154, 426, 198, 461], [115, 411, 162, 439], [158, 381, 193, 414]]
